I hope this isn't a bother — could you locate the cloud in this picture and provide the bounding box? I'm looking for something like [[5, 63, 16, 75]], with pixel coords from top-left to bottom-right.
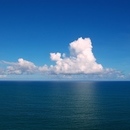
[[0, 75, 6, 78], [39, 65, 49, 73], [96, 68, 125, 80], [0, 37, 125, 80], [49, 37, 103, 74], [4, 58, 37, 74]]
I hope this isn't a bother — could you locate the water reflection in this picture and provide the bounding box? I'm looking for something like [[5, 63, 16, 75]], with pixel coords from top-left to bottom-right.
[[0, 81, 130, 129], [48, 81, 130, 129]]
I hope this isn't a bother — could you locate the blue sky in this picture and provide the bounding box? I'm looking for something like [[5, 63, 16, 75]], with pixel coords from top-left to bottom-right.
[[0, 0, 130, 80]]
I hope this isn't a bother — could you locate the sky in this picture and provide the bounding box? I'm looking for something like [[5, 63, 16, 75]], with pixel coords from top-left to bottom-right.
[[0, 0, 130, 80]]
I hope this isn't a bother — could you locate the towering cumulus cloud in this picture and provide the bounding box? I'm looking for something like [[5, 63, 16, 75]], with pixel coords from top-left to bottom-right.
[[49, 37, 103, 74]]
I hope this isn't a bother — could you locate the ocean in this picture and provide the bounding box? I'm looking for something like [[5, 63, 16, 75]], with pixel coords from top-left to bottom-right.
[[0, 81, 130, 130]]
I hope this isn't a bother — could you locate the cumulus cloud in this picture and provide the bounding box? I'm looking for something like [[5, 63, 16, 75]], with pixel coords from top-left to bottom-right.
[[0, 37, 125, 80], [49, 37, 103, 74], [39, 65, 49, 73], [3, 58, 37, 74]]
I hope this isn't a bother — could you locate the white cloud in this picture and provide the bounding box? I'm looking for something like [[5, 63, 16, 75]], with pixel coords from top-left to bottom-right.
[[4, 58, 37, 74], [95, 68, 125, 80], [38, 65, 49, 73], [0, 37, 126, 80], [0, 75, 6, 78], [49, 37, 103, 74]]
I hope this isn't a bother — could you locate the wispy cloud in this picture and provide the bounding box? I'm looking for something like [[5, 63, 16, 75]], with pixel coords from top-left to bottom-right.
[[0, 75, 6, 78], [0, 37, 125, 80]]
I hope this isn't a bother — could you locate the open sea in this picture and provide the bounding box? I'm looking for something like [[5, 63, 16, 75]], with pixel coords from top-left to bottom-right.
[[0, 81, 130, 130]]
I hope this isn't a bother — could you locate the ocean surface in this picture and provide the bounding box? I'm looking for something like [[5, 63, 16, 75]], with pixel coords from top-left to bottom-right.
[[0, 81, 130, 130]]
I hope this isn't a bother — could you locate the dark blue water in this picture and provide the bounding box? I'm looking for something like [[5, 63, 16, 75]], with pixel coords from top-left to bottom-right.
[[0, 81, 130, 130]]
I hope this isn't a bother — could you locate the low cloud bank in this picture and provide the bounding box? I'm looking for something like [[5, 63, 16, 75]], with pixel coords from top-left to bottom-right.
[[0, 37, 125, 80]]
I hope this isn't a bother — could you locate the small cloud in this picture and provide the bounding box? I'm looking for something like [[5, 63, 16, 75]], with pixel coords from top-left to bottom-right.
[[4, 58, 37, 75], [0, 75, 6, 78], [39, 65, 49, 73], [93, 68, 125, 80]]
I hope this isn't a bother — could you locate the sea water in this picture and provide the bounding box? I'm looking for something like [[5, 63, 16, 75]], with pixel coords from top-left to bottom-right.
[[0, 81, 130, 130]]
